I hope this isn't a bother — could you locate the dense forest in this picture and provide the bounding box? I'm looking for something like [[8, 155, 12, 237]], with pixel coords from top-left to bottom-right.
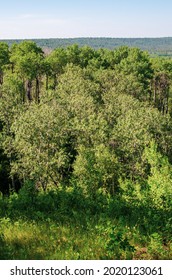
[[0, 41, 172, 259], [2, 37, 172, 56]]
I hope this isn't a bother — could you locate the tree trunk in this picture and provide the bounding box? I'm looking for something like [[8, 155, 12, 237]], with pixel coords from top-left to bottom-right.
[[0, 71, 3, 85], [166, 91, 169, 114], [35, 76, 40, 103], [46, 74, 49, 90], [26, 80, 32, 101], [153, 79, 157, 105], [53, 74, 57, 90]]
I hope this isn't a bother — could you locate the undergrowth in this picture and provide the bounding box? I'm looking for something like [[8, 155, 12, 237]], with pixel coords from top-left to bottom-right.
[[0, 185, 171, 260]]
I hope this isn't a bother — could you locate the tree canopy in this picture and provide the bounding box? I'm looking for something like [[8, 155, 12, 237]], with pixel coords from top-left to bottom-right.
[[0, 41, 172, 260]]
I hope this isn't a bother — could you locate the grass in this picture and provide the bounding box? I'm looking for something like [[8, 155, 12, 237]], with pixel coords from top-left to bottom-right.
[[0, 186, 171, 260]]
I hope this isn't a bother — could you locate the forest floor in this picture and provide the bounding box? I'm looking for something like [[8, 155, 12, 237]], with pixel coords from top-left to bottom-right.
[[0, 187, 171, 260]]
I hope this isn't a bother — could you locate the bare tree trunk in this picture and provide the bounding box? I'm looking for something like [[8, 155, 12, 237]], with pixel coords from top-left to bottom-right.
[[26, 80, 32, 101], [11, 63, 14, 74], [153, 80, 157, 105], [166, 91, 169, 114], [46, 74, 49, 90], [35, 77, 40, 103], [0, 71, 3, 85], [22, 78, 25, 103], [53, 74, 57, 90]]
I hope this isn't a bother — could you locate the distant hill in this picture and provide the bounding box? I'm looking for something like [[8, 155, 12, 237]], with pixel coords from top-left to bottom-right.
[[1, 37, 172, 56]]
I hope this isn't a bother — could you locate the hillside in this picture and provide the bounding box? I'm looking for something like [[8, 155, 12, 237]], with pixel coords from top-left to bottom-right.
[[0, 40, 172, 260], [1, 37, 172, 55]]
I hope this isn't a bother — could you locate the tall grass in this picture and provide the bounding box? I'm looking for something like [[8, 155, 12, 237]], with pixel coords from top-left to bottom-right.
[[0, 186, 171, 260]]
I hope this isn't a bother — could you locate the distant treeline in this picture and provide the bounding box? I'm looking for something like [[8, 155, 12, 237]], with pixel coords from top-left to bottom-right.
[[1, 37, 172, 56]]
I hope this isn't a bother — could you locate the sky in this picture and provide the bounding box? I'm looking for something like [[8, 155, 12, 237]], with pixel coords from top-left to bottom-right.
[[0, 0, 172, 39]]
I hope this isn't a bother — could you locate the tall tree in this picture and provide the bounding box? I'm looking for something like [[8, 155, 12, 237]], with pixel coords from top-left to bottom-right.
[[45, 47, 67, 90], [0, 42, 9, 86], [10, 41, 45, 102], [151, 57, 172, 114]]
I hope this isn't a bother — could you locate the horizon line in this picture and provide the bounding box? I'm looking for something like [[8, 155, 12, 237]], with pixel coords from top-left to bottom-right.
[[1, 36, 172, 41]]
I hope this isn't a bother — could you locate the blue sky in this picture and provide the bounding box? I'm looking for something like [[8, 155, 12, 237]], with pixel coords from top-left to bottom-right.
[[0, 0, 172, 39]]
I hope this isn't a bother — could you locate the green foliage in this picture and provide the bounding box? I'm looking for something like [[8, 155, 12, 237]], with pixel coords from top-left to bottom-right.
[[0, 41, 171, 260], [0, 183, 171, 260], [104, 226, 135, 259], [10, 101, 71, 187], [2, 37, 172, 56], [144, 141, 172, 210], [0, 42, 9, 74], [10, 41, 44, 79], [73, 144, 118, 195]]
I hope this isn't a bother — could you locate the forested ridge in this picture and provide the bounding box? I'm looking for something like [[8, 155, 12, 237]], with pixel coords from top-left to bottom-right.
[[2, 37, 172, 56], [0, 41, 172, 259]]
